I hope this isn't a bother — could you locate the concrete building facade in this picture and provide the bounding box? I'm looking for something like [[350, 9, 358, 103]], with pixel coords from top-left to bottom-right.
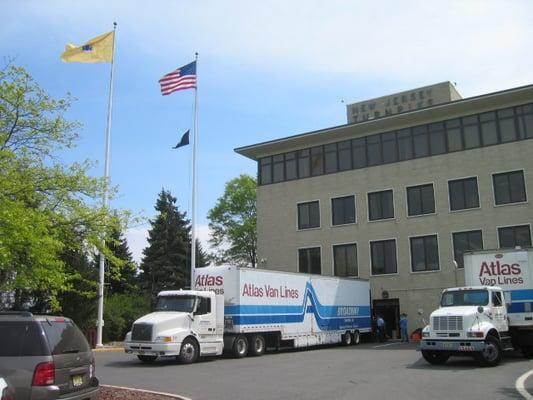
[[235, 83, 533, 337]]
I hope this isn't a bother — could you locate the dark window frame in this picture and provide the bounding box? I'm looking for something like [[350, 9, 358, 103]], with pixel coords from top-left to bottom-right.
[[410, 234, 440, 273], [452, 230, 483, 268], [297, 200, 320, 230], [368, 189, 394, 221], [298, 247, 322, 274], [448, 177, 480, 211], [333, 243, 358, 277], [406, 183, 435, 216], [492, 170, 527, 205], [370, 239, 398, 276], [331, 195, 356, 226]]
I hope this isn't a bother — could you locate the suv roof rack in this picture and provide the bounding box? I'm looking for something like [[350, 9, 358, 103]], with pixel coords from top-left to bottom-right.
[[0, 311, 33, 317]]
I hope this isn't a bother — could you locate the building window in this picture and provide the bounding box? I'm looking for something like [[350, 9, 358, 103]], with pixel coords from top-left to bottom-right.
[[285, 151, 297, 180], [338, 140, 352, 171], [299, 247, 321, 274], [367, 135, 382, 166], [382, 132, 398, 163], [333, 244, 358, 277], [298, 149, 310, 178], [368, 190, 394, 221], [397, 128, 413, 160], [498, 225, 532, 248], [462, 115, 481, 149], [446, 119, 463, 152], [493, 170, 527, 205], [480, 111, 498, 146], [410, 235, 439, 272], [352, 138, 366, 168], [407, 184, 435, 216], [297, 201, 320, 230], [429, 122, 446, 155], [498, 108, 518, 143], [311, 146, 324, 176], [324, 143, 338, 174], [371, 239, 397, 275], [448, 177, 480, 210], [331, 195, 355, 225], [452, 230, 483, 268], [259, 157, 272, 185], [272, 154, 284, 183], [412, 125, 429, 158]]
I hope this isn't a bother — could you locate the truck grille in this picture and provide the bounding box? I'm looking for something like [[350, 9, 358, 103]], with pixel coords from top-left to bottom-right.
[[432, 316, 463, 331], [132, 323, 152, 341]]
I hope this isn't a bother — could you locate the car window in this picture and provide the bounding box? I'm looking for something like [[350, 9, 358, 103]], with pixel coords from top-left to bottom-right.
[[40, 320, 90, 355], [0, 321, 48, 356]]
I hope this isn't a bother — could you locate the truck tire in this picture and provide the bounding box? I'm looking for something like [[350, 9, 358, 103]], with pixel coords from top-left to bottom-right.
[[233, 335, 249, 358], [178, 337, 199, 364], [352, 330, 361, 345], [421, 350, 449, 365], [249, 334, 266, 356], [137, 355, 157, 364], [342, 331, 352, 346], [476, 335, 502, 367]]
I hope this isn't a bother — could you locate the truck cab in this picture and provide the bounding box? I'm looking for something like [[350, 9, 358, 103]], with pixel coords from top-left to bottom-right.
[[124, 290, 224, 364], [420, 286, 509, 367]]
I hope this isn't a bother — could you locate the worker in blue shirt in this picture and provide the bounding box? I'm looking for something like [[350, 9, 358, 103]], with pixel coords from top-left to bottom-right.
[[376, 315, 385, 342], [399, 313, 409, 342]]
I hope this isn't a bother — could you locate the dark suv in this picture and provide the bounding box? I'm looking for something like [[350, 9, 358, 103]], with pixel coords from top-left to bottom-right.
[[0, 312, 99, 400]]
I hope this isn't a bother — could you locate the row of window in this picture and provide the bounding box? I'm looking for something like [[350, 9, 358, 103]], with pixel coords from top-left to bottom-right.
[[297, 170, 527, 229], [259, 103, 533, 185], [299, 225, 532, 277]]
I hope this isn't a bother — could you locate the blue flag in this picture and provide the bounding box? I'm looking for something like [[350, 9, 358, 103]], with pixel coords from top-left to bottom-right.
[[173, 130, 190, 149]]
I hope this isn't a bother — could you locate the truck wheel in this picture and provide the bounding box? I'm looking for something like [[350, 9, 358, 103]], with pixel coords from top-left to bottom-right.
[[233, 335, 248, 358], [352, 330, 361, 346], [421, 350, 449, 365], [342, 331, 352, 346], [249, 334, 266, 356], [137, 355, 157, 364], [476, 335, 502, 367], [178, 338, 199, 364]]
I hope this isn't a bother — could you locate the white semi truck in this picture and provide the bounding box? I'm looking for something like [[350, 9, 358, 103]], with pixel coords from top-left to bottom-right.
[[421, 248, 533, 367], [124, 265, 371, 363]]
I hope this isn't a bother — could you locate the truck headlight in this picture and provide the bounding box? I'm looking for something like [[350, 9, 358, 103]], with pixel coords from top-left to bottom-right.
[[155, 336, 173, 343], [467, 331, 484, 338], [422, 331, 430, 338]]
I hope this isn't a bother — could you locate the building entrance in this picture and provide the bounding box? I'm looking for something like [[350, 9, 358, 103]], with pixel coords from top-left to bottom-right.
[[373, 298, 400, 339]]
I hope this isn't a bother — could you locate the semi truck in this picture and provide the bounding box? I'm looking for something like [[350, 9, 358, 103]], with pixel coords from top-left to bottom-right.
[[124, 265, 371, 364], [420, 248, 533, 367]]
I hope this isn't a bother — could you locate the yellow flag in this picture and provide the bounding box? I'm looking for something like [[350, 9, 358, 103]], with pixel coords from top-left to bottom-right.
[[61, 31, 114, 63]]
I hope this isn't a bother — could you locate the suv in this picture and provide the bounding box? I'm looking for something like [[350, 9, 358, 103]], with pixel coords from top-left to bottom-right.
[[0, 312, 99, 400]]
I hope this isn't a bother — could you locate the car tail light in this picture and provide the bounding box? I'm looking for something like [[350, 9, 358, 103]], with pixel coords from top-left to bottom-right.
[[32, 361, 55, 386], [2, 388, 14, 400]]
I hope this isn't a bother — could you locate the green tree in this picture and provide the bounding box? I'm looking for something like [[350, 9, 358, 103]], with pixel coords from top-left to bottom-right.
[[140, 189, 207, 301], [207, 174, 257, 268], [103, 225, 139, 295], [0, 64, 128, 311]]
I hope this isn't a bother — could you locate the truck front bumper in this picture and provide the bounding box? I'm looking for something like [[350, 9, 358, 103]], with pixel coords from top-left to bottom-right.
[[124, 341, 182, 357], [420, 339, 485, 352]]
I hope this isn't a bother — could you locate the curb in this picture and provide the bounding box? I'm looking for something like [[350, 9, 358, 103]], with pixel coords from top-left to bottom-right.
[[102, 384, 192, 400]]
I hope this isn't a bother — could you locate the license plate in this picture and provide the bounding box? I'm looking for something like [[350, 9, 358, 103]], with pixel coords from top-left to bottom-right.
[[443, 342, 453, 349], [72, 375, 83, 387]]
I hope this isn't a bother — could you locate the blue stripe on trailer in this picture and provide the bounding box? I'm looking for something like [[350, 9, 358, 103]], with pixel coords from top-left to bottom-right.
[[508, 302, 533, 313], [225, 282, 372, 330], [510, 289, 533, 301]]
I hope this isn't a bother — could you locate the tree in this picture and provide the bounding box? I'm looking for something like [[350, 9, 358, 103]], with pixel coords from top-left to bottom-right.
[[103, 225, 139, 295], [0, 64, 127, 311], [207, 174, 257, 268], [140, 189, 206, 301]]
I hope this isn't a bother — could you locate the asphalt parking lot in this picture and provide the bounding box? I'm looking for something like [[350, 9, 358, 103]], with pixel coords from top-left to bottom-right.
[[96, 341, 533, 400]]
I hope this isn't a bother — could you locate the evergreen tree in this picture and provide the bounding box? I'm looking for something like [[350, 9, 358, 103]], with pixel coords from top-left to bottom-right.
[[140, 189, 206, 302], [104, 227, 138, 295]]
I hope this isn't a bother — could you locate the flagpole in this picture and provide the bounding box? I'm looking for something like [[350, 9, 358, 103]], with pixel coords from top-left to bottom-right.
[[96, 22, 117, 348], [190, 52, 199, 288]]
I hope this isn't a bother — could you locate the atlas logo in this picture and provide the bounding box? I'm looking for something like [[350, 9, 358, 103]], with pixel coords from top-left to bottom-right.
[[195, 274, 223, 286], [478, 261, 521, 276]]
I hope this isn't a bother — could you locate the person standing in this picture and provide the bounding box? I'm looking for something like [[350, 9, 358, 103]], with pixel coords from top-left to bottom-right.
[[376, 315, 386, 342], [400, 313, 409, 342]]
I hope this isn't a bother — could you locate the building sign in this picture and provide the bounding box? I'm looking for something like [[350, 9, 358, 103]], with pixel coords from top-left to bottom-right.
[[346, 82, 462, 124]]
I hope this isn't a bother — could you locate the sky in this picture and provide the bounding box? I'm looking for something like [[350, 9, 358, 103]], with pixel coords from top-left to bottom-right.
[[2, 0, 533, 263]]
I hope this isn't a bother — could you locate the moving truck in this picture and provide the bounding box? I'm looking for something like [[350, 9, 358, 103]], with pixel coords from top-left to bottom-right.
[[124, 265, 371, 363], [421, 248, 533, 367]]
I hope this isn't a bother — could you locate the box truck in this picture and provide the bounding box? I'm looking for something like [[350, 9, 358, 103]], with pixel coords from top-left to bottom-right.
[[124, 265, 371, 363], [420, 248, 533, 367]]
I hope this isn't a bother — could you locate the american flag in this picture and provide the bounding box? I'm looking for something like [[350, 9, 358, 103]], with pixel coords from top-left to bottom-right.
[[159, 61, 197, 95]]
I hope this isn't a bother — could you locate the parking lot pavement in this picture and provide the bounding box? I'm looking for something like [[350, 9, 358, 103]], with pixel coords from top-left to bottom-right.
[[96, 342, 533, 400]]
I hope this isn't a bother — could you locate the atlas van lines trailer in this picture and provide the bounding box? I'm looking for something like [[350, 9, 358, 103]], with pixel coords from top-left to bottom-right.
[[421, 248, 533, 367], [124, 266, 371, 364]]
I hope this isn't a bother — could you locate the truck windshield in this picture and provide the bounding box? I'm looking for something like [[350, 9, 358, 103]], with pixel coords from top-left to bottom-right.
[[155, 295, 196, 312], [441, 290, 489, 307]]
